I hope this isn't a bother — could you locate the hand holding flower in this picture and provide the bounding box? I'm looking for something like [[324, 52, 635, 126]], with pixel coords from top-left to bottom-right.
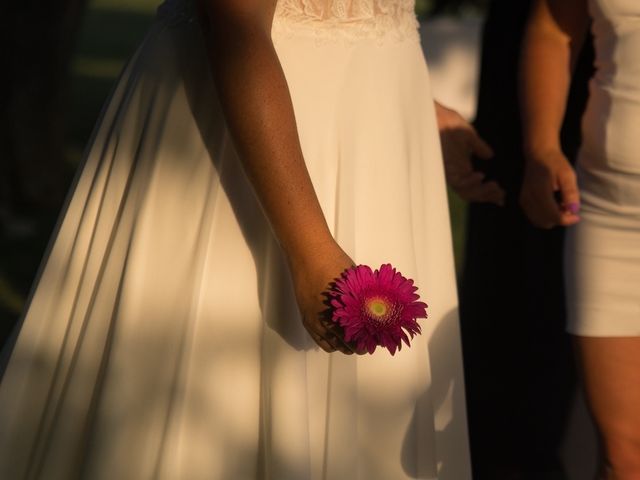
[[327, 264, 428, 355], [288, 240, 361, 355]]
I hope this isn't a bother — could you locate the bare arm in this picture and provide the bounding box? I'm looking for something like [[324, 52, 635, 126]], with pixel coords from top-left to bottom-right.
[[519, 0, 589, 228], [199, 0, 356, 353]]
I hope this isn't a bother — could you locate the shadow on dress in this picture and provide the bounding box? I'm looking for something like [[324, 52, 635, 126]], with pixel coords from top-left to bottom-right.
[[402, 307, 469, 480]]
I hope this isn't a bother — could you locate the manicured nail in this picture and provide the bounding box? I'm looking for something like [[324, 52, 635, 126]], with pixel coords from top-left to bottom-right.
[[566, 202, 580, 214]]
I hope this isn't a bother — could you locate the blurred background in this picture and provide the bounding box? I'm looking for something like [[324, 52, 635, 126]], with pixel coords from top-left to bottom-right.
[[0, 0, 486, 344]]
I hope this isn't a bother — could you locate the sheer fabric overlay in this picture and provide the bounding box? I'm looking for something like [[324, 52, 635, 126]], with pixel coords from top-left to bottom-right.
[[273, 0, 419, 41], [0, 0, 470, 478]]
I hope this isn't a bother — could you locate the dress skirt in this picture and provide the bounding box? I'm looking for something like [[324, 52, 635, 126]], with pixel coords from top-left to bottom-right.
[[566, 152, 640, 337], [0, 13, 470, 480]]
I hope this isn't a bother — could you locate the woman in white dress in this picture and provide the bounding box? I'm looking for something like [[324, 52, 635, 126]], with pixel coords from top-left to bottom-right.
[[520, 0, 640, 477], [0, 0, 470, 478]]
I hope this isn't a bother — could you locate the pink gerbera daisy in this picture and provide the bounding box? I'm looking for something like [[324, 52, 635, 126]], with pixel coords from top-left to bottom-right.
[[328, 264, 428, 355]]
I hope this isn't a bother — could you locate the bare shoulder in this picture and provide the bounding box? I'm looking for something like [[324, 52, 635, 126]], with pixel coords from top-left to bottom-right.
[[528, 0, 589, 39], [198, 0, 277, 25]]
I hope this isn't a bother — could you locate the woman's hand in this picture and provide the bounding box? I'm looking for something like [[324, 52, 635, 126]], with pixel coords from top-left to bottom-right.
[[288, 241, 362, 355], [520, 149, 580, 228], [519, 0, 589, 228], [435, 101, 505, 206]]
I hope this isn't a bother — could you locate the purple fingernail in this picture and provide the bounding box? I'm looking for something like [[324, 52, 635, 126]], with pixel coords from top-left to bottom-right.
[[566, 202, 580, 214]]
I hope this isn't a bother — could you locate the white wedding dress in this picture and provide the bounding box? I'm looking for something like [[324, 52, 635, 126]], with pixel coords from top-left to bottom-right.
[[0, 1, 470, 478]]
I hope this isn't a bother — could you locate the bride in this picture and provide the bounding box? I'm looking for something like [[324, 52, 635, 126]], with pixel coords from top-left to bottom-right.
[[0, 0, 470, 478]]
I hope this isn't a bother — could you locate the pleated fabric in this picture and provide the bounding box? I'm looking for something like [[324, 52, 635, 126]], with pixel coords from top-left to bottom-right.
[[0, 11, 470, 480]]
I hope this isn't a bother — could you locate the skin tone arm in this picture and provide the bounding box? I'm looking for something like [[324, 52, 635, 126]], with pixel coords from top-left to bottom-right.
[[519, 0, 589, 228], [435, 101, 505, 206], [198, 0, 358, 354]]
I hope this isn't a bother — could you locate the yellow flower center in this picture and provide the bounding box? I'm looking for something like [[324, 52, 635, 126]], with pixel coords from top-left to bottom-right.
[[366, 297, 389, 318]]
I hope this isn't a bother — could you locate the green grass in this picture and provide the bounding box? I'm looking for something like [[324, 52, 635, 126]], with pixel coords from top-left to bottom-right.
[[448, 190, 467, 275]]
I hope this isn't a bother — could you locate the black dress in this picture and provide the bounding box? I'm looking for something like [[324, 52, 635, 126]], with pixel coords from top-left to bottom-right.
[[459, 1, 594, 477]]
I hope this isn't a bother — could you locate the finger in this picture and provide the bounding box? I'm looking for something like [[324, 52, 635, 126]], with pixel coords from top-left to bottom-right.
[[451, 173, 488, 199], [493, 192, 506, 207], [445, 163, 472, 182], [307, 329, 336, 353], [537, 192, 564, 227], [466, 128, 494, 160], [556, 167, 580, 214], [308, 318, 351, 355], [318, 321, 365, 355], [352, 345, 368, 355], [558, 214, 581, 227], [444, 148, 476, 176], [451, 171, 485, 190], [330, 335, 354, 355], [321, 329, 353, 355], [523, 187, 564, 228], [481, 181, 506, 206], [463, 181, 505, 205], [320, 319, 356, 355], [446, 169, 474, 187]]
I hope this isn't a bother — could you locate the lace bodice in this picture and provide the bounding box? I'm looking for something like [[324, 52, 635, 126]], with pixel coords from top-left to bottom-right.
[[272, 0, 418, 41], [157, 0, 418, 42]]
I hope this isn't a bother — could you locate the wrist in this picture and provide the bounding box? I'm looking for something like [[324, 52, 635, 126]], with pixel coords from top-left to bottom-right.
[[434, 101, 455, 127], [285, 235, 353, 290], [281, 228, 338, 266], [523, 144, 564, 164]]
